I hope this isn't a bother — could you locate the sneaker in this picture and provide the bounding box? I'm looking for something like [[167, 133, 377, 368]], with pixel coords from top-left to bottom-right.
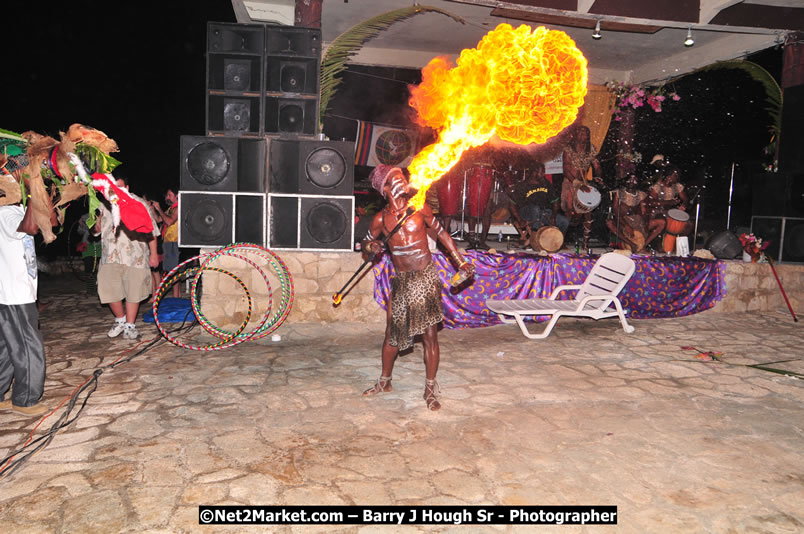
[[107, 319, 126, 338], [122, 324, 140, 340], [12, 403, 49, 416]]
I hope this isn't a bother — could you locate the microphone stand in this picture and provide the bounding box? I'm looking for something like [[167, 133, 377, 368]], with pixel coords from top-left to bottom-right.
[[688, 184, 705, 251], [459, 169, 467, 241]]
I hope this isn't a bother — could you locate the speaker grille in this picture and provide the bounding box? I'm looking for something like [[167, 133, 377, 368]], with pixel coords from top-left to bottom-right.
[[304, 201, 348, 244], [784, 219, 804, 262], [186, 142, 231, 187], [223, 99, 251, 132], [280, 63, 306, 93], [305, 147, 347, 190], [181, 194, 233, 247], [278, 103, 304, 133], [223, 59, 251, 91]]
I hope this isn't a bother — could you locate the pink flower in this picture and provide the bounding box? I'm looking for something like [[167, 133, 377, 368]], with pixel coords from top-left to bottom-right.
[[655, 95, 665, 102], [672, 93, 680, 101]]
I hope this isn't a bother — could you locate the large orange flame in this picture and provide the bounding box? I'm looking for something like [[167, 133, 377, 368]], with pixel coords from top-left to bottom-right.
[[407, 23, 588, 210]]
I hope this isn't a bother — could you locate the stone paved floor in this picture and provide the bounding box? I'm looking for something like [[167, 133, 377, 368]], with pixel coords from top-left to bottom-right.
[[1, 273, 802, 533]]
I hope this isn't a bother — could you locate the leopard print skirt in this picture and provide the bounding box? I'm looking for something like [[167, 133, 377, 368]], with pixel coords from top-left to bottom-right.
[[389, 261, 443, 351]]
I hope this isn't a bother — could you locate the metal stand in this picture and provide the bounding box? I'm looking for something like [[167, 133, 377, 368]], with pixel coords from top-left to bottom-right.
[[458, 170, 467, 241], [688, 184, 704, 251], [726, 162, 735, 230]]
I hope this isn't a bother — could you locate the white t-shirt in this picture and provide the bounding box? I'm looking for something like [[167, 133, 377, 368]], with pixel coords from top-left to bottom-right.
[[0, 205, 37, 305]]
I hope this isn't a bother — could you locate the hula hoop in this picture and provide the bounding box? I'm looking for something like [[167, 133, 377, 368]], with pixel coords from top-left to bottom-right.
[[152, 243, 295, 350]]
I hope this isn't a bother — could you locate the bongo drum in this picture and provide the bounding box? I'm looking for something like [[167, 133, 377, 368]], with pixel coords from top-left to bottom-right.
[[662, 232, 677, 254], [573, 186, 601, 214], [436, 168, 464, 217], [530, 226, 564, 253], [665, 208, 689, 235], [465, 165, 494, 218], [489, 174, 510, 223]]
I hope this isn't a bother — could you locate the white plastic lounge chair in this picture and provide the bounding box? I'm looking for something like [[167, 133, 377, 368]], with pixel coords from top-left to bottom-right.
[[485, 252, 636, 339]]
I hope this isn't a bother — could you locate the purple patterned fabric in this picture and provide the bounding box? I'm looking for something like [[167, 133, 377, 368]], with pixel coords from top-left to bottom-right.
[[372, 251, 727, 329]]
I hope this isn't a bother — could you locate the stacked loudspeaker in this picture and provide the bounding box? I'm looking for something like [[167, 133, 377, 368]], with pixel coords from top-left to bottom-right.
[[179, 22, 354, 251]]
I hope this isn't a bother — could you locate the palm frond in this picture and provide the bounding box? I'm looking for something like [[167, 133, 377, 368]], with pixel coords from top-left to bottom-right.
[[319, 5, 465, 124], [692, 60, 782, 137]]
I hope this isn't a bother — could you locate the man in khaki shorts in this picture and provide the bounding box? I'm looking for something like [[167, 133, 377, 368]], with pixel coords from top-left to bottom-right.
[[92, 176, 160, 340]]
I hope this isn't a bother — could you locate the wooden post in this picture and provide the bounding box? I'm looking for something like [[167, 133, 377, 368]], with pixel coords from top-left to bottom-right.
[[295, 0, 322, 28], [781, 31, 804, 90]]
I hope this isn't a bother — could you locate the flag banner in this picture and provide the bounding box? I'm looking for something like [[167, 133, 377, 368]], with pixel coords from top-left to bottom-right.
[[354, 121, 418, 168]]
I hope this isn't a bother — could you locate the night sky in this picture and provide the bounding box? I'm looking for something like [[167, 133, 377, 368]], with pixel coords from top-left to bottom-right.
[[5, 1, 236, 199]]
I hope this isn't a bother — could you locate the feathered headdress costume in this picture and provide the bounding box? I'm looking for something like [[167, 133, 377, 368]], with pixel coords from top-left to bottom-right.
[[0, 124, 152, 243]]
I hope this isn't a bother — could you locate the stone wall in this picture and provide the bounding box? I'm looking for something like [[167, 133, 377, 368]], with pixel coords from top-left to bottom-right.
[[198, 251, 804, 329], [712, 259, 804, 314], [199, 250, 383, 332]]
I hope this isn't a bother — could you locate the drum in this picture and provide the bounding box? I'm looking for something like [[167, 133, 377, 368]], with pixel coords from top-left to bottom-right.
[[530, 226, 564, 253], [665, 208, 689, 235], [465, 165, 494, 218], [573, 186, 601, 214], [488, 175, 510, 223], [436, 168, 464, 217], [662, 232, 677, 254]]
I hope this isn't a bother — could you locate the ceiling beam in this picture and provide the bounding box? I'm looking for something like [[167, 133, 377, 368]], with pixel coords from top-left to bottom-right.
[[588, 0, 700, 24], [491, 8, 663, 33], [710, 3, 804, 31]]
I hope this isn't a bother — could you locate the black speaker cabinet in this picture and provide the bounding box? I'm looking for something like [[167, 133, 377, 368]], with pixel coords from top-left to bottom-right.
[[265, 26, 320, 57], [207, 95, 261, 135], [752, 171, 804, 217], [268, 194, 353, 250], [751, 216, 804, 264], [266, 58, 318, 94], [779, 84, 804, 174], [269, 139, 354, 196], [180, 136, 267, 193], [208, 56, 262, 92], [208, 22, 264, 54], [264, 97, 318, 136], [179, 192, 266, 248]]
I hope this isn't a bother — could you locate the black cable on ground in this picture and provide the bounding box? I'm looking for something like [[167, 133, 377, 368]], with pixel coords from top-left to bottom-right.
[[0, 311, 198, 481]]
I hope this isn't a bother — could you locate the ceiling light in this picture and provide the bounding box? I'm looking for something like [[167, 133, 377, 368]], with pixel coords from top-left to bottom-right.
[[684, 27, 694, 47], [592, 20, 602, 40]]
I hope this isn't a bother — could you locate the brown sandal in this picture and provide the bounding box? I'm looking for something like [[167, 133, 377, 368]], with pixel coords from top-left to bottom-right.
[[424, 379, 441, 411], [363, 376, 392, 396]]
